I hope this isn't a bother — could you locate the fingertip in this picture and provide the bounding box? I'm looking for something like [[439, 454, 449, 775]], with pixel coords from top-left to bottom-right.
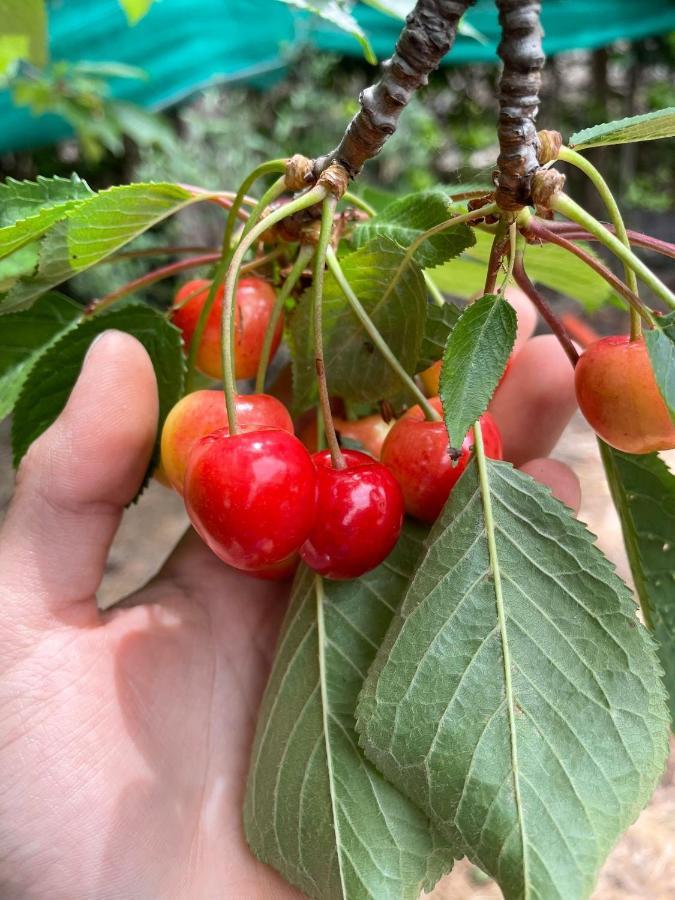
[[519, 457, 581, 515], [503, 286, 538, 353]]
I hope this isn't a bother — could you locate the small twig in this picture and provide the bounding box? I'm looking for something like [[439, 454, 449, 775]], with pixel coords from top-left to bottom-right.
[[484, 228, 508, 295], [543, 221, 675, 260], [513, 252, 579, 366], [526, 219, 657, 327]]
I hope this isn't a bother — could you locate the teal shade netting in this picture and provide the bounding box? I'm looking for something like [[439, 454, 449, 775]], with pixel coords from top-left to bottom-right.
[[2, 0, 674, 153]]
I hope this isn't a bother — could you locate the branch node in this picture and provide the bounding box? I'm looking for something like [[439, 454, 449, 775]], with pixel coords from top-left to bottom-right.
[[536, 129, 562, 164], [285, 154, 316, 191], [531, 169, 566, 210], [317, 163, 350, 199]]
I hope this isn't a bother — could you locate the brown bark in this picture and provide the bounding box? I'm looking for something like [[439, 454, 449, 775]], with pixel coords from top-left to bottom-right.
[[313, 0, 474, 179], [494, 0, 545, 211]]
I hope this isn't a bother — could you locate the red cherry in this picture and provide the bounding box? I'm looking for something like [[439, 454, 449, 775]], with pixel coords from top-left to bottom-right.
[[171, 276, 282, 380], [575, 335, 675, 454], [381, 397, 503, 523], [184, 427, 317, 571], [160, 390, 293, 493], [298, 413, 392, 459], [300, 449, 404, 580]]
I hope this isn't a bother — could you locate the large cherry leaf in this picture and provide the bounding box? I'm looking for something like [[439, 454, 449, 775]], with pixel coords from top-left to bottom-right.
[[290, 236, 426, 410], [0, 292, 81, 421], [244, 525, 457, 899], [601, 443, 675, 721], [0, 183, 214, 313], [569, 107, 675, 150], [357, 460, 669, 899], [416, 298, 460, 371], [11, 304, 184, 470], [276, 0, 376, 63], [352, 189, 475, 270]]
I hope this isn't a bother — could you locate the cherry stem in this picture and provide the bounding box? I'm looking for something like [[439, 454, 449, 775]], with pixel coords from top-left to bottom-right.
[[557, 146, 642, 340], [221, 184, 329, 434], [220, 159, 287, 256], [424, 271, 445, 307], [543, 221, 675, 260], [109, 245, 220, 262], [526, 219, 657, 328], [380, 202, 500, 308], [325, 245, 441, 422], [484, 225, 509, 295], [500, 222, 517, 294], [237, 176, 287, 246], [551, 192, 675, 311], [255, 244, 314, 393], [342, 191, 376, 216], [313, 198, 346, 470], [513, 250, 579, 367]]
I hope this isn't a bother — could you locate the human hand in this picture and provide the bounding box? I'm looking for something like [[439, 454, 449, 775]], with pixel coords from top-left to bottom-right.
[[0, 305, 579, 900]]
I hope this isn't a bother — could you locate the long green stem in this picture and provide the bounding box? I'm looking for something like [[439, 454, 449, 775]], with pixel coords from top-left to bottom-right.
[[558, 146, 642, 339], [552, 193, 675, 311], [221, 159, 287, 255], [325, 246, 440, 421], [313, 198, 345, 469], [238, 176, 287, 245], [423, 271, 445, 307], [343, 191, 376, 216], [501, 222, 517, 293], [221, 184, 328, 432], [255, 244, 314, 393], [381, 203, 498, 308]]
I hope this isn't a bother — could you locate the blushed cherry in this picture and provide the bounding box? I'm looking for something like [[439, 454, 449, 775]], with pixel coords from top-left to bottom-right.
[[160, 390, 293, 493], [299, 413, 392, 459], [300, 449, 404, 579], [381, 396, 503, 523], [184, 426, 317, 572]]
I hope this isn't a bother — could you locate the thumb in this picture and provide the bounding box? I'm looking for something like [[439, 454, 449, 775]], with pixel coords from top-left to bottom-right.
[[0, 330, 158, 629]]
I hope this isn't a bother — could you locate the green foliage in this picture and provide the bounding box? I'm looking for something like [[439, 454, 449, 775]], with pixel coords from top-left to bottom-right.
[[117, 0, 155, 24], [431, 229, 615, 311], [600, 444, 675, 721], [416, 299, 460, 371], [244, 525, 455, 899], [0, 292, 81, 421], [357, 460, 669, 899], [11, 304, 184, 469], [0, 175, 93, 261], [569, 107, 675, 150], [645, 313, 675, 422], [275, 0, 376, 64], [0, 0, 46, 77], [439, 293, 516, 448], [352, 190, 476, 269], [290, 237, 426, 410]]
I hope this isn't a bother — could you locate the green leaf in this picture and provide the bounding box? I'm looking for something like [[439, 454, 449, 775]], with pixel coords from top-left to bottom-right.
[[276, 0, 376, 64], [357, 460, 669, 900], [244, 525, 456, 899], [117, 0, 154, 24], [0, 183, 206, 313], [290, 237, 427, 410], [353, 190, 475, 270], [440, 294, 516, 449], [416, 299, 460, 371], [645, 313, 675, 423], [11, 304, 184, 468], [430, 229, 614, 311], [0, 175, 94, 261], [569, 107, 675, 150], [0, 0, 47, 75], [0, 292, 81, 421], [600, 443, 675, 721]]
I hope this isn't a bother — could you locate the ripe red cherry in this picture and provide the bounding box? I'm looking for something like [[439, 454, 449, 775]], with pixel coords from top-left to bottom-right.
[[171, 276, 282, 380], [575, 335, 675, 454], [184, 427, 317, 572], [299, 449, 404, 579], [381, 396, 503, 523], [160, 390, 293, 493]]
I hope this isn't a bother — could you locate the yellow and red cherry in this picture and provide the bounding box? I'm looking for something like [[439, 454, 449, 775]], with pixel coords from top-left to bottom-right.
[[381, 396, 503, 523], [299, 449, 404, 579], [184, 426, 317, 572], [575, 335, 675, 454], [171, 276, 282, 380], [160, 390, 293, 493]]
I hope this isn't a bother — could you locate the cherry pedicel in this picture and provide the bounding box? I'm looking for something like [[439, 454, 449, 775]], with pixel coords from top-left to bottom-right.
[[300, 449, 404, 580], [160, 390, 293, 493], [575, 335, 675, 454], [381, 396, 503, 523], [184, 426, 317, 572]]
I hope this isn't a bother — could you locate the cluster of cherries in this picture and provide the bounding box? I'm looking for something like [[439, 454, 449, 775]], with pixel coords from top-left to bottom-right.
[[163, 275, 675, 583], [162, 277, 503, 581]]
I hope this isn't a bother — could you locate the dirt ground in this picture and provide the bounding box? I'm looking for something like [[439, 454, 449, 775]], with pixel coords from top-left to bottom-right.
[[1, 414, 674, 898]]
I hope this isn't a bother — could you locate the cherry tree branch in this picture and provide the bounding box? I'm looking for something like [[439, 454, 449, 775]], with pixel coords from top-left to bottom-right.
[[313, 0, 474, 178], [494, 0, 545, 211]]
